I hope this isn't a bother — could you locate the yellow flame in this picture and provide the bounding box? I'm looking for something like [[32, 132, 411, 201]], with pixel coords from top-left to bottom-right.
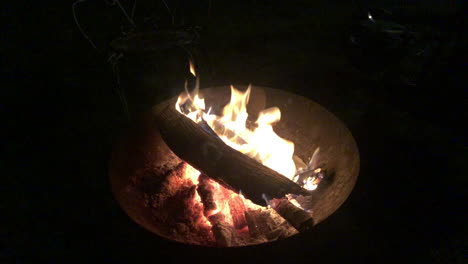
[[181, 164, 212, 227], [176, 85, 297, 180], [175, 66, 323, 191], [189, 59, 196, 77]]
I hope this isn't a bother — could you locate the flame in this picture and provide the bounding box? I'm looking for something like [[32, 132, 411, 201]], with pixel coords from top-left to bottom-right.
[[175, 77, 321, 191], [181, 163, 212, 228], [168, 78, 323, 242], [207, 179, 234, 225], [183, 163, 201, 185], [176, 85, 297, 180], [189, 59, 196, 77], [182, 162, 264, 230]]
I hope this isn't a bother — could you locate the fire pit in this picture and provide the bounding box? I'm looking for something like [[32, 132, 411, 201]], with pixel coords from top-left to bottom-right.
[[109, 85, 359, 247]]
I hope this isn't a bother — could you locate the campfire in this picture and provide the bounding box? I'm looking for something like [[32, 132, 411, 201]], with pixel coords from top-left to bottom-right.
[[109, 70, 360, 247]]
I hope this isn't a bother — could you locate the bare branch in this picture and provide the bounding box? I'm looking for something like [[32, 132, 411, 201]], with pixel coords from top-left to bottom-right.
[[113, 0, 137, 28], [161, 0, 175, 25], [72, 0, 97, 49]]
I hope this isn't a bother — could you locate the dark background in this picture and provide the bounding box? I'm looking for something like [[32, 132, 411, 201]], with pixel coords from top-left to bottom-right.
[[3, 0, 466, 263]]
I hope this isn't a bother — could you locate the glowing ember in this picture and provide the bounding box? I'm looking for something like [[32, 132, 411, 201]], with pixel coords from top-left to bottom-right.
[[183, 162, 201, 185], [161, 162, 295, 246], [182, 162, 265, 227]]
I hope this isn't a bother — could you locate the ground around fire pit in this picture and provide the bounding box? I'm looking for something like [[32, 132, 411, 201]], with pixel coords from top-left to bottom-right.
[[3, 0, 466, 263]]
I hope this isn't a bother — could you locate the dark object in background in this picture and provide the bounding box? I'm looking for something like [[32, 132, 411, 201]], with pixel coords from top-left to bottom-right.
[[110, 28, 206, 118], [72, 0, 214, 120], [346, 5, 463, 87]]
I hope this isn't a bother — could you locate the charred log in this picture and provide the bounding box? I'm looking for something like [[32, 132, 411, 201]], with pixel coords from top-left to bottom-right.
[[244, 208, 298, 241], [270, 198, 315, 233], [212, 223, 236, 247], [154, 105, 310, 205], [244, 208, 277, 238], [208, 213, 236, 247], [197, 174, 217, 215]]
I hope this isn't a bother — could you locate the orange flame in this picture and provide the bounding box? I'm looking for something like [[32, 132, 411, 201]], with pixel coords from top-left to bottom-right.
[[176, 85, 297, 181], [189, 59, 196, 77], [175, 64, 321, 192]]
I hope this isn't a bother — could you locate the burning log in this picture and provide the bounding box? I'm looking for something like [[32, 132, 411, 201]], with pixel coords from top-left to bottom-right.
[[270, 198, 315, 233], [197, 174, 217, 215], [197, 174, 246, 246], [228, 195, 247, 229], [154, 105, 310, 206]]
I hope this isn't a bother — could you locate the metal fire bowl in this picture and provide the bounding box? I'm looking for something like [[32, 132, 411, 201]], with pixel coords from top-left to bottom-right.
[[109, 85, 359, 243]]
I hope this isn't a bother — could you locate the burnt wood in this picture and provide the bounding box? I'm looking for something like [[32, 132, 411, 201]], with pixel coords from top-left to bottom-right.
[[244, 208, 278, 238], [228, 195, 248, 229], [208, 213, 235, 247], [197, 174, 217, 215], [244, 208, 298, 239], [211, 222, 235, 247], [154, 104, 310, 205], [271, 198, 315, 232]]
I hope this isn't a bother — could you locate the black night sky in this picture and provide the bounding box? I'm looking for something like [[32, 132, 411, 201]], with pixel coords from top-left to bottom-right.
[[3, 0, 466, 263]]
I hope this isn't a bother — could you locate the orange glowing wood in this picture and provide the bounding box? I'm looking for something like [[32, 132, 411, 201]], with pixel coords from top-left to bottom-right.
[[208, 213, 236, 247], [154, 105, 311, 206], [197, 174, 218, 217], [228, 195, 247, 229]]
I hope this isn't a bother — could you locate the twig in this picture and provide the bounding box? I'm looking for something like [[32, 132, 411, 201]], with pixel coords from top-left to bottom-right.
[[109, 53, 130, 120], [72, 0, 97, 49], [112, 0, 137, 28], [161, 0, 175, 25]]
